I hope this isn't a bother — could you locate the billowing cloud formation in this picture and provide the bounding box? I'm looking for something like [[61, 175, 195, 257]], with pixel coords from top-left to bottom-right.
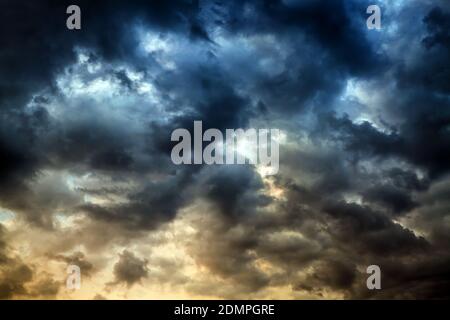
[[0, 0, 449, 299], [112, 250, 149, 287]]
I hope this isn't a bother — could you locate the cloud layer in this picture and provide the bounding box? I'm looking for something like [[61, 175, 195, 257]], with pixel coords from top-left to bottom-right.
[[0, 0, 449, 299]]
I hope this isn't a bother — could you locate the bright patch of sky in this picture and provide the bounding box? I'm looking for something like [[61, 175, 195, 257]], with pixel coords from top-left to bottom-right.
[[138, 28, 214, 71], [44, 49, 174, 133], [0, 208, 15, 222]]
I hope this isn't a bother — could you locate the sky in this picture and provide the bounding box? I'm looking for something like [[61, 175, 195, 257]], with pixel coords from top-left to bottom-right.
[[0, 0, 449, 299]]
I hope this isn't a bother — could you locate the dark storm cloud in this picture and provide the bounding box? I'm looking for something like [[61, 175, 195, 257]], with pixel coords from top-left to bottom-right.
[[361, 184, 418, 215], [259, 0, 383, 75], [0, 224, 8, 264], [0, 0, 208, 224], [0, 0, 383, 210], [301, 259, 357, 291], [0, 0, 206, 88], [0, 262, 33, 299], [323, 201, 429, 256], [150, 71, 255, 156], [315, 113, 402, 160], [302, 4, 450, 182], [0, 0, 450, 299], [50, 251, 95, 277], [189, 214, 270, 294], [384, 168, 429, 192], [28, 277, 61, 298], [79, 168, 195, 230], [200, 166, 271, 220], [0, 0, 262, 231], [415, 7, 450, 94], [111, 250, 149, 287], [423, 7, 450, 50], [0, 224, 41, 299], [0, 260, 60, 299], [0, 106, 49, 190], [215, 0, 383, 74], [352, 254, 450, 299], [187, 172, 434, 297], [317, 99, 450, 180], [197, 0, 387, 115], [396, 94, 450, 179]]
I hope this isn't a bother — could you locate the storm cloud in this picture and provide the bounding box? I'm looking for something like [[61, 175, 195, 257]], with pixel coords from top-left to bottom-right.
[[0, 0, 449, 299]]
